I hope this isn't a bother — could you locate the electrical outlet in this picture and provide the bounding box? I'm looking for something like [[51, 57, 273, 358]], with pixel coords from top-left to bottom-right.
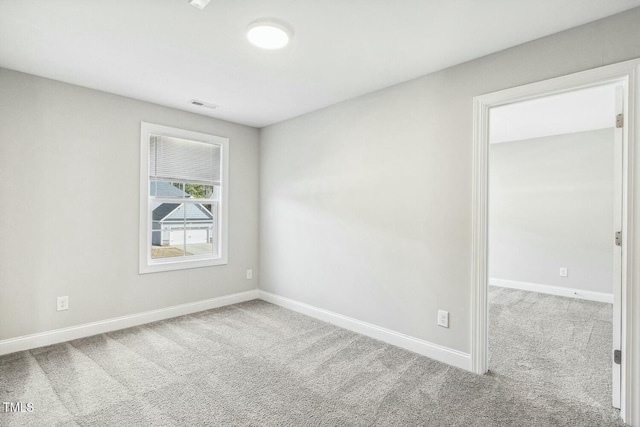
[[559, 267, 568, 277], [246, 269, 253, 280], [437, 310, 449, 328], [57, 296, 69, 311]]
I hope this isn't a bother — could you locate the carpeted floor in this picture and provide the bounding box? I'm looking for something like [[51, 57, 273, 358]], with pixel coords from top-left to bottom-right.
[[488, 286, 619, 422], [0, 295, 624, 426]]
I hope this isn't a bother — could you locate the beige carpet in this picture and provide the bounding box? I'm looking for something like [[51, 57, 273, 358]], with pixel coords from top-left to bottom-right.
[[489, 286, 618, 420], [0, 297, 624, 426]]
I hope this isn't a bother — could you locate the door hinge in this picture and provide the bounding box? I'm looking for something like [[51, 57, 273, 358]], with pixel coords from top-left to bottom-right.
[[614, 349, 621, 365], [616, 113, 624, 129], [615, 231, 622, 246]]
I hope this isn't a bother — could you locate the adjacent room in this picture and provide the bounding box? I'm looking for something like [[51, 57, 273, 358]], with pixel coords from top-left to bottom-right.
[[1, 1, 640, 426], [488, 84, 619, 415]]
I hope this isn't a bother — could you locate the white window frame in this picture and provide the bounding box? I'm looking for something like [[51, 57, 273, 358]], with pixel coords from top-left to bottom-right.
[[139, 122, 229, 274]]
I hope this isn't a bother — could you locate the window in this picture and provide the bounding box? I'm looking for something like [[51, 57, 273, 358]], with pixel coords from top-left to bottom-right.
[[139, 122, 229, 273]]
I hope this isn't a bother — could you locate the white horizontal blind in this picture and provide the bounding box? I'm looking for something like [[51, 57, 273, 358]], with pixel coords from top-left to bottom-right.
[[150, 135, 221, 184]]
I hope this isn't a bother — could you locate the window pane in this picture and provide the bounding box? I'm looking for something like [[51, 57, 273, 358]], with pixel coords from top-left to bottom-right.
[[185, 219, 216, 257], [183, 183, 215, 199], [150, 180, 186, 198], [151, 202, 218, 259], [151, 228, 186, 259], [151, 181, 218, 200], [184, 201, 217, 257]]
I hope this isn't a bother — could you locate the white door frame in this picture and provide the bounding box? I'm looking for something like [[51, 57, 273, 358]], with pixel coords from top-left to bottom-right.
[[471, 58, 640, 425]]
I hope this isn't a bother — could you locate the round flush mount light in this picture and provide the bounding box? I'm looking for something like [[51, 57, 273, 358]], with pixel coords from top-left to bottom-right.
[[246, 19, 292, 50]]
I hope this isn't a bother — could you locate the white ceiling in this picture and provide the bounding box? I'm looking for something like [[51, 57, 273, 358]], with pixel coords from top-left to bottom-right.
[[1, 1, 639, 128], [490, 84, 618, 144]]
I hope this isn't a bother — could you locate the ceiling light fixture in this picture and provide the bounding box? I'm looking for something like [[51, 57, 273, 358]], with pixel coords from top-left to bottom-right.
[[188, 0, 211, 10], [246, 19, 292, 50]]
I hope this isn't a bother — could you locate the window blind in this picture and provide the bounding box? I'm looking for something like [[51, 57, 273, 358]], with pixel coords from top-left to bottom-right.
[[150, 135, 221, 184]]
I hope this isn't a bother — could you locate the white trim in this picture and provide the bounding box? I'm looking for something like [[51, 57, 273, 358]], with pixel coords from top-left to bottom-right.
[[139, 122, 230, 274], [471, 92, 490, 376], [489, 278, 613, 304], [258, 290, 471, 371], [0, 290, 259, 357], [472, 58, 640, 426], [612, 84, 625, 408]]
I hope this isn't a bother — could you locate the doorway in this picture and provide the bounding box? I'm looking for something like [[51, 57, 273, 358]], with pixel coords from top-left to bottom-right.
[[487, 83, 621, 413], [470, 58, 640, 424]]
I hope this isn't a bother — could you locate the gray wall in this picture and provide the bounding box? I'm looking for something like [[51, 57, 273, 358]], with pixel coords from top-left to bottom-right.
[[489, 129, 614, 294], [259, 8, 640, 354], [0, 69, 260, 340]]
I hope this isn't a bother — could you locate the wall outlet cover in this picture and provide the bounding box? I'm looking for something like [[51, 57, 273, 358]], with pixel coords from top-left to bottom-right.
[[437, 310, 449, 328], [57, 296, 69, 311]]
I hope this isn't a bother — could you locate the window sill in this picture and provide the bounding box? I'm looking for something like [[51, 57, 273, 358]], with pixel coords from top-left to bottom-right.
[[139, 256, 228, 274]]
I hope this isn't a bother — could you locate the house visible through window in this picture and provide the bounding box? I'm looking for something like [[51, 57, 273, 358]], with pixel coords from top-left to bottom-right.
[[140, 122, 229, 273]]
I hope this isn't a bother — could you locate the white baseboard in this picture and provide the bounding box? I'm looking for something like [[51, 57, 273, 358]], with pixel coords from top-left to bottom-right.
[[489, 278, 613, 304], [0, 289, 259, 356], [258, 290, 471, 371], [2, 288, 473, 372]]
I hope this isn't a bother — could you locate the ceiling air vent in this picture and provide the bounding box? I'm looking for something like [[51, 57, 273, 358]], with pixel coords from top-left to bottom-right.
[[189, 99, 218, 109], [188, 0, 211, 10]]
